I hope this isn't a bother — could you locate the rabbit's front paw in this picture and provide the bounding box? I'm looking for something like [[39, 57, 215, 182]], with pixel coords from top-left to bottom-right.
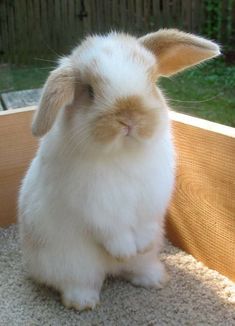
[[62, 287, 100, 311], [130, 261, 169, 288], [104, 232, 137, 261]]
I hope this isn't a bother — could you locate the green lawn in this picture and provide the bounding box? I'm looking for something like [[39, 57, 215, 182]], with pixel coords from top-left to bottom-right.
[[0, 65, 52, 93], [0, 59, 234, 127], [159, 59, 235, 127]]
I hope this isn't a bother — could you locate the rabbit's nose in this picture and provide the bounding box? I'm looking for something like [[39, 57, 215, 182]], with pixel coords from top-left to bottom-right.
[[119, 121, 133, 135]]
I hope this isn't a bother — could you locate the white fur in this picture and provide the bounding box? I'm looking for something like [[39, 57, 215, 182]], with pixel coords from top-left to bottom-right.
[[18, 32, 175, 310]]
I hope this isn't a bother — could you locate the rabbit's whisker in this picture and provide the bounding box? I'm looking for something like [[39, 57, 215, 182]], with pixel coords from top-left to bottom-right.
[[169, 93, 222, 103]]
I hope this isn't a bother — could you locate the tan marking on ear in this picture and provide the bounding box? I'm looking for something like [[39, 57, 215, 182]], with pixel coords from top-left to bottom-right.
[[158, 44, 219, 76], [139, 29, 220, 76], [32, 66, 75, 137]]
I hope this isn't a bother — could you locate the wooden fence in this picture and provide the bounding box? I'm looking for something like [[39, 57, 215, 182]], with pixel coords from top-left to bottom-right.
[[0, 0, 234, 64]]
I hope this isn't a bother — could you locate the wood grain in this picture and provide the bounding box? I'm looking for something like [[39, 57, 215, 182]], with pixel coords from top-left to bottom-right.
[[167, 112, 235, 281], [0, 108, 234, 281], [0, 107, 37, 226]]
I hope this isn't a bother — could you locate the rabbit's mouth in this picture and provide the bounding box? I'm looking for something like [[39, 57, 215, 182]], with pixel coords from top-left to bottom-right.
[[93, 112, 158, 145], [118, 120, 133, 136], [92, 95, 159, 145]]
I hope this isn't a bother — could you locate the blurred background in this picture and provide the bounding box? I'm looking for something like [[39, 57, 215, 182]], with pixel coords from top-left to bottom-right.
[[0, 0, 234, 126]]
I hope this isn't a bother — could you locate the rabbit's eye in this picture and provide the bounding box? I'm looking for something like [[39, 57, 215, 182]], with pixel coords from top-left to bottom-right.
[[87, 85, 94, 100]]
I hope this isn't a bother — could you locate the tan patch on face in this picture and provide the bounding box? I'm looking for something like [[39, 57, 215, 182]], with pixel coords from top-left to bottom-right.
[[93, 95, 158, 144], [93, 114, 121, 144]]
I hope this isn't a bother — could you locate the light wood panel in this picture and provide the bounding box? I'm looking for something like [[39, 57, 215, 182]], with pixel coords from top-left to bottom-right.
[[0, 108, 234, 281], [0, 107, 37, 226], [167, 112, 235, 281]]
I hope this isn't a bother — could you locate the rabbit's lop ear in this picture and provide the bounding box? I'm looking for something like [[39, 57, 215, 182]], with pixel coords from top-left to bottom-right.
[[32, 66, 75, 137], [139, 29, 220, 77]]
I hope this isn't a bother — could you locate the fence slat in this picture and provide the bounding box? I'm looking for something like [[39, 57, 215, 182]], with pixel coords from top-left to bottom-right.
[[152, 0, 161, 29], [0, 0, 233, 64], [7, 1, 16, 64]]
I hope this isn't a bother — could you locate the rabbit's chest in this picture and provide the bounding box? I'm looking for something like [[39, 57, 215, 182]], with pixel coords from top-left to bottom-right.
[[65, 153, 174, 224]]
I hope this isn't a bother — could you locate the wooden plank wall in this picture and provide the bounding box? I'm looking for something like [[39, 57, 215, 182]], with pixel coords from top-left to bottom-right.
[[167, 112, 235, 282], [0, 0, 233, 64], [0, 108, 37, 226], [0, 108, 234, 281]]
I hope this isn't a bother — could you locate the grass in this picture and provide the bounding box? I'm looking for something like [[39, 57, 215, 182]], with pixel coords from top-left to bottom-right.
[[159, 59, 235, 127], [0, 59, 234, 127], [0, 65, 52, 93]]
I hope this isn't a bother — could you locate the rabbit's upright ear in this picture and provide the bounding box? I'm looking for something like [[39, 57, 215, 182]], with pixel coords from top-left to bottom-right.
[[139, 29, 220, 77], [32, 66, 75, 137]]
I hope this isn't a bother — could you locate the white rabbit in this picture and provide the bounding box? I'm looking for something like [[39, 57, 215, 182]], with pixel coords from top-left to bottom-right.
[[18, 29, 220, 311]]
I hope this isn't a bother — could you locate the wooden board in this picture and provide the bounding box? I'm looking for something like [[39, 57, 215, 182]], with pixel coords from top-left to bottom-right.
[[167, 111, 235, 281], [1, 88, 42, 110], [0, 107, 234, 281], [0, 107, 38, 226]]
